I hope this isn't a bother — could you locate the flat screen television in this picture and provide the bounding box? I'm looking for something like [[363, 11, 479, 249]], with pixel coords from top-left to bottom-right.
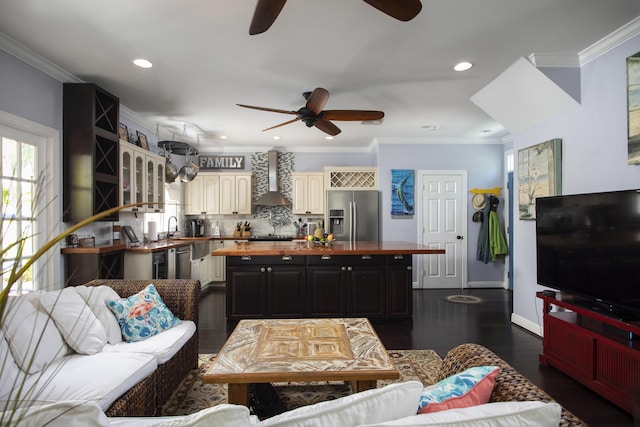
[[536, 189, 640, 320]]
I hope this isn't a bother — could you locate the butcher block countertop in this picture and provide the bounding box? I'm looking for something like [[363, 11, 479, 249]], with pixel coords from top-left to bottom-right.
[[212, 241, 445, 256]]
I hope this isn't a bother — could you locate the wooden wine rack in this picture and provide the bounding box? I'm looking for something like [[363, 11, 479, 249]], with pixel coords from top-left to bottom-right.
[[324, 167, 378, 190], [63, 83, 120, 222]]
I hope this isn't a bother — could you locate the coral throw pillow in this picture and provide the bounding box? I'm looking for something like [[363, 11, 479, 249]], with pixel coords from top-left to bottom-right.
[[106, 284, 181, 342], [417, 366, 500, 414]]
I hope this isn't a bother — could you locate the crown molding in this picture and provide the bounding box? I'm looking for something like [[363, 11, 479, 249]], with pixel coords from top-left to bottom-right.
[[529, 16, 640, 68], [580, 16, 640, 65], [374, 136, 503, 145], [0, 32, 80, 83]]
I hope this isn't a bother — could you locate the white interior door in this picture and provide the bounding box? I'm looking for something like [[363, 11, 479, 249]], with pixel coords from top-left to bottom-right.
[[416, 170, 467, 289]]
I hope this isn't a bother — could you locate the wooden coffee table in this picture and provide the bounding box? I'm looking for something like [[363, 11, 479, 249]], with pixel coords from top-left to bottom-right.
[[203, 318, 399, 406]]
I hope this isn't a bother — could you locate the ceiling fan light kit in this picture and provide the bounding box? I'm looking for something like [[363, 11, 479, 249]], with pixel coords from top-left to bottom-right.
[[237, 87, 384, 137]]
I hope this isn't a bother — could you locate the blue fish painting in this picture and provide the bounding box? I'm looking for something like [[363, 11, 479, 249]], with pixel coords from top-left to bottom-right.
[[391, 169, 414, 216]]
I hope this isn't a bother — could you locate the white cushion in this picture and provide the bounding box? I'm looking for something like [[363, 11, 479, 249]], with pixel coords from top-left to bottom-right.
[[2, 291, 68, 373], [22, 352, 157, 410], [75, 285, 123, 344], [108, 405, 256, 427], [0, 329, 23, 401], [101, 320, 196, 364], [0, 400, 110, 427], [40, 287, 109, 354], [356, 401, 562, 427], [260, 381, 423, 427]]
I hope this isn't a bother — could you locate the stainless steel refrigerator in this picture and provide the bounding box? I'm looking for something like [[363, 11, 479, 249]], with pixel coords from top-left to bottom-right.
[[326, 190, 379, 241]]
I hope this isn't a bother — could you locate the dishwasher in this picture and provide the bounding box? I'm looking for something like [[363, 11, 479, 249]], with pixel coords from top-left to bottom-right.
[[175, 245, 192, 279]]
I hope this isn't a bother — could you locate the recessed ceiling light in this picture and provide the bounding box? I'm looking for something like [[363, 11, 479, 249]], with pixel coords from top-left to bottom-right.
[[133, 58, 153, 69], [272, 136, 281, 140], [454, 61, 473, 72], [325, 136, 334, 140], [220, 135, 228, 139]]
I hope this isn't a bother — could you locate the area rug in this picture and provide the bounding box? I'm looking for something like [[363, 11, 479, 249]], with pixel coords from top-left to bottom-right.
[[162, 350, 442, 416], [444, 294, 484, 304]]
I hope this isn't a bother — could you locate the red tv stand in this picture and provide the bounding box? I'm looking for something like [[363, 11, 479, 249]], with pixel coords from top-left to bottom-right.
[[537, 292, 640, 415]]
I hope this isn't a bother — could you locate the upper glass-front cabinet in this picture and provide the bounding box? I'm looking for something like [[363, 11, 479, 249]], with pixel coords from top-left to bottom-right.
[[120, 140, 165, 213]]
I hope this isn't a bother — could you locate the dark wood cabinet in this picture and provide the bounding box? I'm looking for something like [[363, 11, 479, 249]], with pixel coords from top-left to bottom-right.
[[63, 83, 120, 222], [538, 292, 640, 414], [347, 258, 386, 317], [267, 267, 307, 317], [226, 256, 306, 319], [227, 267, 267, 318], [307, 266, 347, 317], [386, 254, 413, 317], [227, 254, 413, 320], [65, 251, 123, 287]]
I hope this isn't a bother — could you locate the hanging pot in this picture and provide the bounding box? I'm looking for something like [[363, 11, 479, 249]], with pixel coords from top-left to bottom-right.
[[166, 160, 179, 183], [164, 151, 179, 183], [178, 151, 199, 182]]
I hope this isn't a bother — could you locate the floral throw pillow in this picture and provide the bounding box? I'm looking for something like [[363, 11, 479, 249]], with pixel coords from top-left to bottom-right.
[[106, 284, 181, 342], [417, 366, 500, 414]]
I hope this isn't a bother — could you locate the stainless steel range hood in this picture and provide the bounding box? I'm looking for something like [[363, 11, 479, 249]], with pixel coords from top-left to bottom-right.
[[253, 150, 291, 206]]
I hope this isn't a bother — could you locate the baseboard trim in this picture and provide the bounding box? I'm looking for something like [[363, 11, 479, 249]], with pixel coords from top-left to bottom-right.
[[467, 281, 506, 289], [511, 313, 542, 337]]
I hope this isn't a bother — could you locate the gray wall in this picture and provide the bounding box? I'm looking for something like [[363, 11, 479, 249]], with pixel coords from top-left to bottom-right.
[[377, 143, 506, 283], [510, 33, 640, 332]]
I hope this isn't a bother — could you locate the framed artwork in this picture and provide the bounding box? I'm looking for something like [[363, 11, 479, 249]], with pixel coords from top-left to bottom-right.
[[391, 169, 414, 216], [518, 138, 562, 220], [627, 51, 640, 165], [136, 131, 149, 150], [118, 123, 129, 142]]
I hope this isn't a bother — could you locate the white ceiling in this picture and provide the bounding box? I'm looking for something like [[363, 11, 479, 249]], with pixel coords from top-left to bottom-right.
[[1, 0, 639, 152]]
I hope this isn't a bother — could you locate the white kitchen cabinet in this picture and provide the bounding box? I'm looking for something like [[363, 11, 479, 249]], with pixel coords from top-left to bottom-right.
[[146, 154, 165, 213], [292, 172, 325, 215], [184, 173, 220, 215], [120, 140, 165, 213], [219, 173, 252, 215], [191, 253, 212, 286], [210, 240, 225, 282]]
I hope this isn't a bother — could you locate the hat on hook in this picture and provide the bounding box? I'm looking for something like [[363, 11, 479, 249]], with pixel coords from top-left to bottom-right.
[[471, 193, 487, 210]]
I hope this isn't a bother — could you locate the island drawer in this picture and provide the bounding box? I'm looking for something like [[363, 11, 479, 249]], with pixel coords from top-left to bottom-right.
[[306, 254, 385, 266], [227, 255, 305, 265]]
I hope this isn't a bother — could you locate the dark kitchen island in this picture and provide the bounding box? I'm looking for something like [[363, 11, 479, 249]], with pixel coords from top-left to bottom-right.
[[212, 241, 444, 320]]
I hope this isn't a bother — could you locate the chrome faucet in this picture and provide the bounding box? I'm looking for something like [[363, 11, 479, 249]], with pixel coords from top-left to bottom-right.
[[167, 216, 178, 239]]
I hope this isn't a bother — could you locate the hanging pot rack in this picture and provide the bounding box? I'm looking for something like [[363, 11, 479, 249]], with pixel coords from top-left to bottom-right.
[[157, 140, 198, 156]]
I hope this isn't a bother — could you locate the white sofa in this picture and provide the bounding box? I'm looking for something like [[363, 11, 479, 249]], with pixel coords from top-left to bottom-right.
[[0, 279, 200, 418], [5, 381, 564, 427]]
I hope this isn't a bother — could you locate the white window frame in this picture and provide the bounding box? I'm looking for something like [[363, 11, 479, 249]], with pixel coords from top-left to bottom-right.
[[0, 110, 61, 291]]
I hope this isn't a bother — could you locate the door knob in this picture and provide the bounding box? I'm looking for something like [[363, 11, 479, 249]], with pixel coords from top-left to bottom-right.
[[457, 235, 463, 240]]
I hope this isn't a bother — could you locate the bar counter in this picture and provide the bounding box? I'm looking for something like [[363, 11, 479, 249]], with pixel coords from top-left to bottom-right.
[[212, 240, 445, 256]]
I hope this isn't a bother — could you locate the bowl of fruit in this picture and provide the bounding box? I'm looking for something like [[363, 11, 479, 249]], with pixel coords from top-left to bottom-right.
[[306, 232, 335, 246]]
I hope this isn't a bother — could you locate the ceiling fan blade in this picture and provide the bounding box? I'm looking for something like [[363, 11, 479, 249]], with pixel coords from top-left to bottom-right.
[[361, 0, 422, 21], [237, 104, 297, 115], [305, 88, 330, 115], [314, 119, 341, 136], [322, 110, 385, 121], [249, 0, 287, 35], [262, 117, 300, 132]]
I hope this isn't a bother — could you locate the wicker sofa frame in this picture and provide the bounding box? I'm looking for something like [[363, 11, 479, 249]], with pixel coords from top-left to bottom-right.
[[84, 279, 201, 417], [439, 343, 586, 427]]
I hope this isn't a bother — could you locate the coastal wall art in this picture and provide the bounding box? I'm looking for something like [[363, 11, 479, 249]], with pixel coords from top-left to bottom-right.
[[518, 138, 562, 220], [391, 169, 414, 216]]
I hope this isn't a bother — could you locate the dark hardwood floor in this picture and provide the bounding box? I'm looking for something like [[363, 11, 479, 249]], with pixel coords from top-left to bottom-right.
[[198, 286, 637, 427]]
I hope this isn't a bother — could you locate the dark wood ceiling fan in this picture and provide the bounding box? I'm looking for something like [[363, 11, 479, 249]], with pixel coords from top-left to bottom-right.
[[249, 0, 423, 35], [237, 88, 384, 136]]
